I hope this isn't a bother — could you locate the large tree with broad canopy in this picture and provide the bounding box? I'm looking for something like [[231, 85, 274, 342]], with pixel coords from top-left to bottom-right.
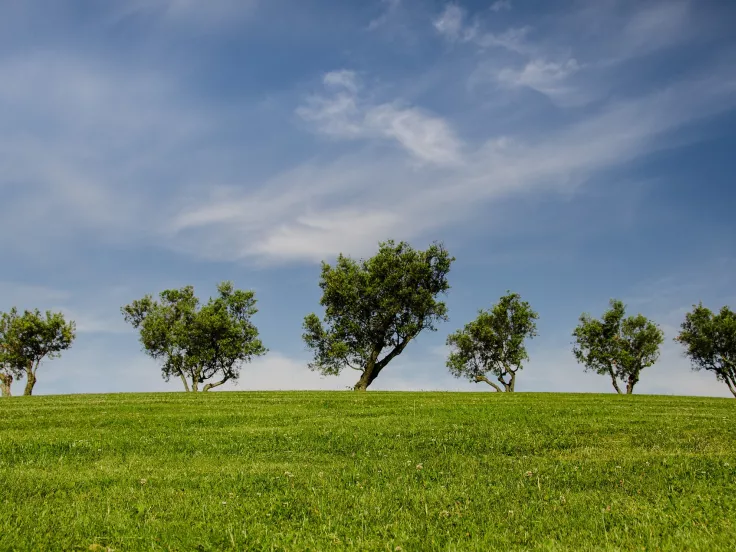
[[122, 282, 267, 392], [303, 240, 454, 391]]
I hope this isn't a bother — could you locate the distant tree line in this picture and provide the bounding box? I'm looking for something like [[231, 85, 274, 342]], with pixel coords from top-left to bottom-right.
[[1, 240, 734, 397]]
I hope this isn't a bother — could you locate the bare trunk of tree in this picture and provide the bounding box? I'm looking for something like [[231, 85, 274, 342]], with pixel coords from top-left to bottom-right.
[[724, 374, 736, 398], [626, 375, 638, 394], [608, 368, 622, 394], [178, 370, 191, 392], [0, 373, 12, 397], [496, 368, 515, 392], [23, 362, 37, 396], [354, 357, 378, 391], [474, 374, 502, 392], [353, 338, 413, 391]]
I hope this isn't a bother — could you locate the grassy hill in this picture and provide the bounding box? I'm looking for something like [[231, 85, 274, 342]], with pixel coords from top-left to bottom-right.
[[0, 392, 734, 551]]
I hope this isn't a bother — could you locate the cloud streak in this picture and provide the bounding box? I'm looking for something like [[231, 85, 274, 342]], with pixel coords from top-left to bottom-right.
[[297, 70, 464, 165]]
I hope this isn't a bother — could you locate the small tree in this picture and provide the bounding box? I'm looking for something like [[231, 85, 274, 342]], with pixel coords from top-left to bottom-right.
[[572, 299, 663, 394], [446, 292, 538, 392], [122, 281, 267, 392], [303, 240, 454, 391], [675, 303, 736, 398], [0, 315, 22, 396], [1, 312, 18, 396], [0, 308, 76, 396]]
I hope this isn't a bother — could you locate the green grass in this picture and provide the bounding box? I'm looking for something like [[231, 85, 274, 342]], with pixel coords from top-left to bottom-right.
[[1, 392, 734, 551]]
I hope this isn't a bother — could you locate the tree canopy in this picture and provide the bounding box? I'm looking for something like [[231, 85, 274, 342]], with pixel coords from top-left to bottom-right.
[[675, 303, 736, 398], [572, 299, 663, 394], [0, 308, 76, 396], [446, 292, 538, 392], [0, 313, 22, 397], [122, 282, 267, 392], [303, 240, 454, 391]]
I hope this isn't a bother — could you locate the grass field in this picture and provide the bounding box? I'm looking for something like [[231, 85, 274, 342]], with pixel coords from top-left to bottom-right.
[[0, 392, 734, 551]]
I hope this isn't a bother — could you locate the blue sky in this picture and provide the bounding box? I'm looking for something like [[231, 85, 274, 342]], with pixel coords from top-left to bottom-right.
[[1, 0, 735, 396]]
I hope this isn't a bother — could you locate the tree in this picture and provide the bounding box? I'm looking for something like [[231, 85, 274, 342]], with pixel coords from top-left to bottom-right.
[[303, 240, 454, 391], [446, 292, 538, 392], [572, 299, 663, 394], [1, 314, 22, 396], [122, 282, 267, 392], [0, 308, 76, 396], [1, 311, 18, 396], [675, 303, 736, 398]]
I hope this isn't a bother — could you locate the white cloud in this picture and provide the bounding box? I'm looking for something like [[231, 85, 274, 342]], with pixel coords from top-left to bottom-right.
[[114, 0, 258, 28], [622, 0, 691, 53], [322, 69, 360, 93], [434, 4, 529, 53], [475, 26, 532, 54], [490, 0, 511, 13], [171, 62, 736, 265], [497, 58, 582, 103], [248, 209, 403, 263], [433, 4, 467, 41], [297, 71, 463, 165], [0, 54, 210, 257], [368, 0, 402, 31], [228, 352, 357, 391], [364, 104, 464, 164]]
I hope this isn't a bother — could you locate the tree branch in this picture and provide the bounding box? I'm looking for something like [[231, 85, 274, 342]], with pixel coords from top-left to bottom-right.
[[203, 376, 230, 392], [474, 374, 502, 392], [376, 336, 413, 371]]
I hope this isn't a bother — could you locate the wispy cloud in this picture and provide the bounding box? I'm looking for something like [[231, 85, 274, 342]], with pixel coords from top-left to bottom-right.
[[297, 70, 464, 165], [170, 59, 736, 264], [0, 53, 211, 257], [618, 0, 692, 56], [367, 0, 402, 31], [496, 58, 583, 104], [434, 3, 530, 53], [114, 0, 258, 28], [490, 0, 511, 13], [433, 4, 468, 41]]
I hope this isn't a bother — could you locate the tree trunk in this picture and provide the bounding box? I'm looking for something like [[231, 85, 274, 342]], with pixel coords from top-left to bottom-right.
[[625, 376, 637, 394], [497, 370, 514, 392], [353, 338, 413, 391], [609, 369, 622, 394], [474, 374, 502, 392], [191, 379, 199, 392], [202, 377, 229, 392], [354, 362, 378, 391], [724, 374, 736, 398], [508, 370, 516, 393], [354, 349, 382, 391], [24, 371, 36, 396], [0, 373, 11, 397], [178, 370, 191, 392]]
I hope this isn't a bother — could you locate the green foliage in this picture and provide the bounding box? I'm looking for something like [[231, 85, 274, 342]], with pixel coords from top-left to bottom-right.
[[303, 240, 454, 390], [1, 392, 735, 550], [676, 303, 736, 398], [122, 281, 267, 392], [0, 307, 75, 396], [572, 299, 664, 394], [0, 312, 22, 397], [446, 292, 538, 392]]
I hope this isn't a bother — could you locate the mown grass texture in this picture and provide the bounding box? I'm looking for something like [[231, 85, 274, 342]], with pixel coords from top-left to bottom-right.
[[0, 391, 734, 551]]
